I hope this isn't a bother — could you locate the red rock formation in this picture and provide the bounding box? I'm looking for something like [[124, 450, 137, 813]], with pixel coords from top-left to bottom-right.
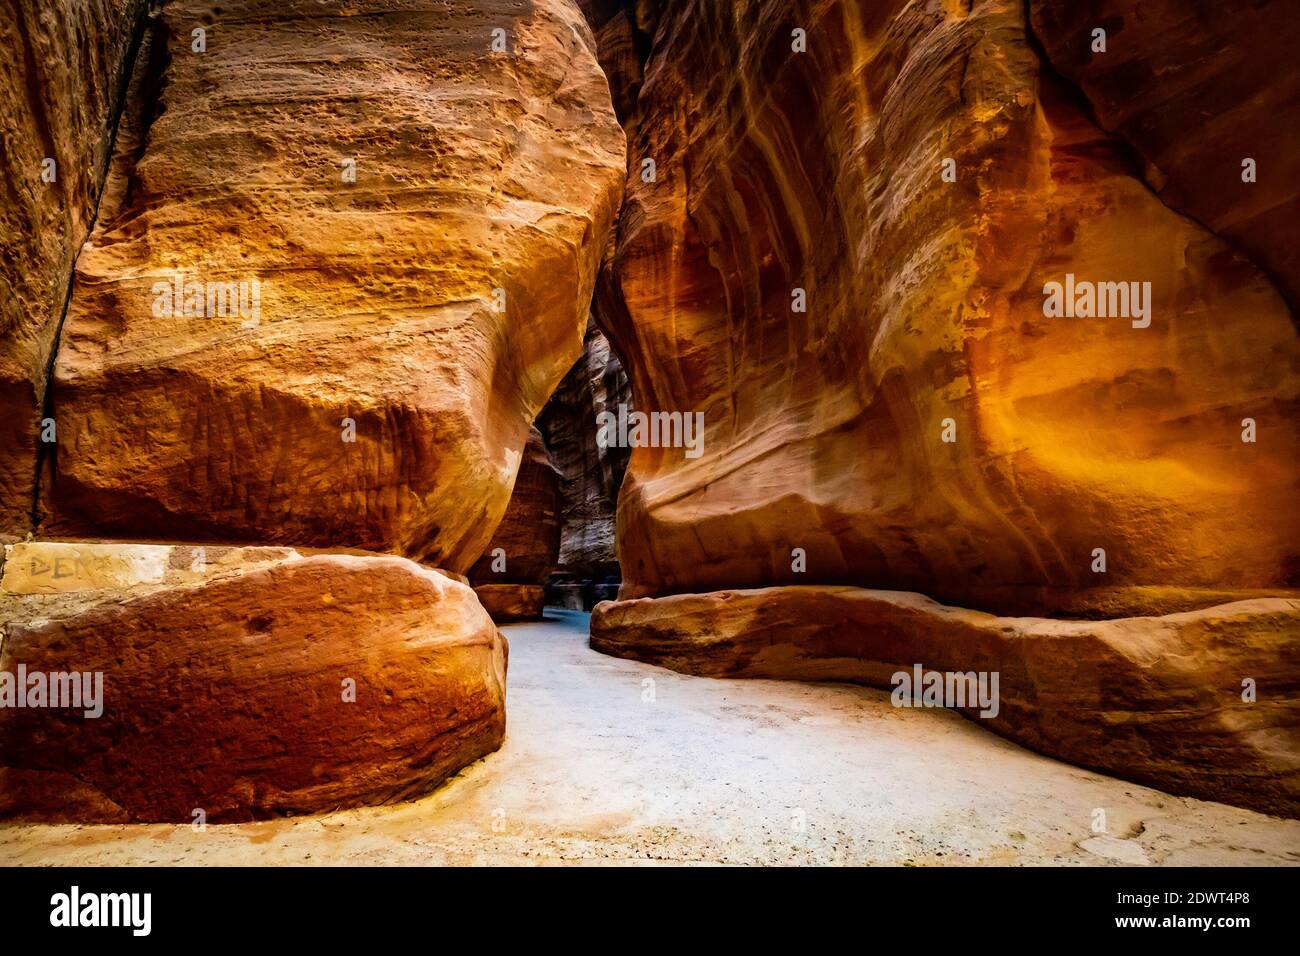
[[576, 0, 658, 123], [584, 0, 1300, 816], [468, 427, 562, 621], [0, 0, 147, 537], [471, 583, 548, 624], [0, 1, 629, 823], [592, 586, 1300, 818], [38, 0, 625, 571], [1029, 0, 1300, 312], [596, 0, 1299, 616], [0, 542, 507, 823]]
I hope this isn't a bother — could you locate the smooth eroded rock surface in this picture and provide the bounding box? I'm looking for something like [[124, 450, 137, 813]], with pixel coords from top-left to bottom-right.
[[472, 583, 546, 623], [42, 0, 625, 571], [1029, 0, 1300, 311], [467, 427, 562, 602], [0, 0, 147, 537], [538, 318, 629, 583], [597, 0, 1299, 616], [0, 541, 507, 822], [591, 586, 1300, 818]]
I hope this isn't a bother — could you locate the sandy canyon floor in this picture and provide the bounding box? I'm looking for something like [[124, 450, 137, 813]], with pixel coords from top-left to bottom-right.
[[2, 610, 1297, 866]]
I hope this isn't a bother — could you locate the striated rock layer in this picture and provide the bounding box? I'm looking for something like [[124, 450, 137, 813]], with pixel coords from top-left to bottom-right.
[[583, 0, 1300, 816], [1029, 0, 1300, 312], [468, 427, 561, 620], [40, 0, 625, 571], [592, 587, 1300, 818], [576, 0, 659, 123], [596, 0, 1299, 617], [0, 541, 507, 823], [538, 318, 630, 585], [0, 0, 147, 537]]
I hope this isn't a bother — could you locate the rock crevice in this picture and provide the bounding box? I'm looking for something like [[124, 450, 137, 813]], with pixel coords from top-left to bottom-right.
[[1, 0, 151, 537]]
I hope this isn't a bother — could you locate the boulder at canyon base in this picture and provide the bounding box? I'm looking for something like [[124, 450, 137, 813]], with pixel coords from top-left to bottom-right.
[[0, 542, 507, 823]]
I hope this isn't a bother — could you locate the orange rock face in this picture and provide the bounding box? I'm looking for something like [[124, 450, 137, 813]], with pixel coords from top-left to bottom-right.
[[472, 583, 547, 624], [576, 0, 658, 122], [468, 427, 561, 620], [592, 586, 1300, 817], [1029, 0, 1300, 312], [0, 0, 147, 537], [0, 542, 507, 823], [598, 0, 1299, 616], [582, 0, 1300, 816], [39, 0, 625, 570]]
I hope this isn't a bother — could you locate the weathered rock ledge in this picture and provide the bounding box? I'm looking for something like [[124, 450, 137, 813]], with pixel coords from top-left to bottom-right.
[[472, 584, 547, 624], [591, 586, 1300, 818]]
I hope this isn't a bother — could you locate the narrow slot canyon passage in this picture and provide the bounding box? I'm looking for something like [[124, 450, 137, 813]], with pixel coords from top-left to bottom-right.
[[3, 610, 1295, 867], [1, 0, 1297, 889]]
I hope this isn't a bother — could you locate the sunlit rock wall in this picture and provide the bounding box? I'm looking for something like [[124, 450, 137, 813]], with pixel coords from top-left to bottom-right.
[[39, 0, 626, 571], [597, 0, 1299, 617]]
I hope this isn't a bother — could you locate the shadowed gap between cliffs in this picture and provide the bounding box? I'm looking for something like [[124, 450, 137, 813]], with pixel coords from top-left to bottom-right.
[[30, 3, 162, 528]]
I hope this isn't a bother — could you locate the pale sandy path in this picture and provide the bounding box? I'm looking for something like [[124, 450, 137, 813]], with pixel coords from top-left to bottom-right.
[[2, 610, 1297, 866]]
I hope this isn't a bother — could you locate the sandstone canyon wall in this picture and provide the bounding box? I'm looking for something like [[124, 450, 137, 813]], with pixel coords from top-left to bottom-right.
[[0, 0, 624, 822], [467, 427, 562, 621], [0, 0, 148, 538], [538, 317, 630, 607], [470, 318, 630, 616], [587, 0, 1300, 815], [1029, 0, 1300, 314], [38, 0, 625, 573], [596, 0, 1298, 618], [576, 0, 657, 124]]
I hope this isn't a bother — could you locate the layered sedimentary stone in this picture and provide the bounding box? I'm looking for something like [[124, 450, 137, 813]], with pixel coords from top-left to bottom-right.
[[0, 0, 147, 537], [538, 319, 630, 584], [41, 0, 625, 571], [1029, 0, 1300, 311], [0, 541, 507, 823], [598, 0, 1300, 616], [472, 583, 546, 623], [576, 0, 658, 123], [468, 427, 561, 620], [592, 587, 1300, 818]]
